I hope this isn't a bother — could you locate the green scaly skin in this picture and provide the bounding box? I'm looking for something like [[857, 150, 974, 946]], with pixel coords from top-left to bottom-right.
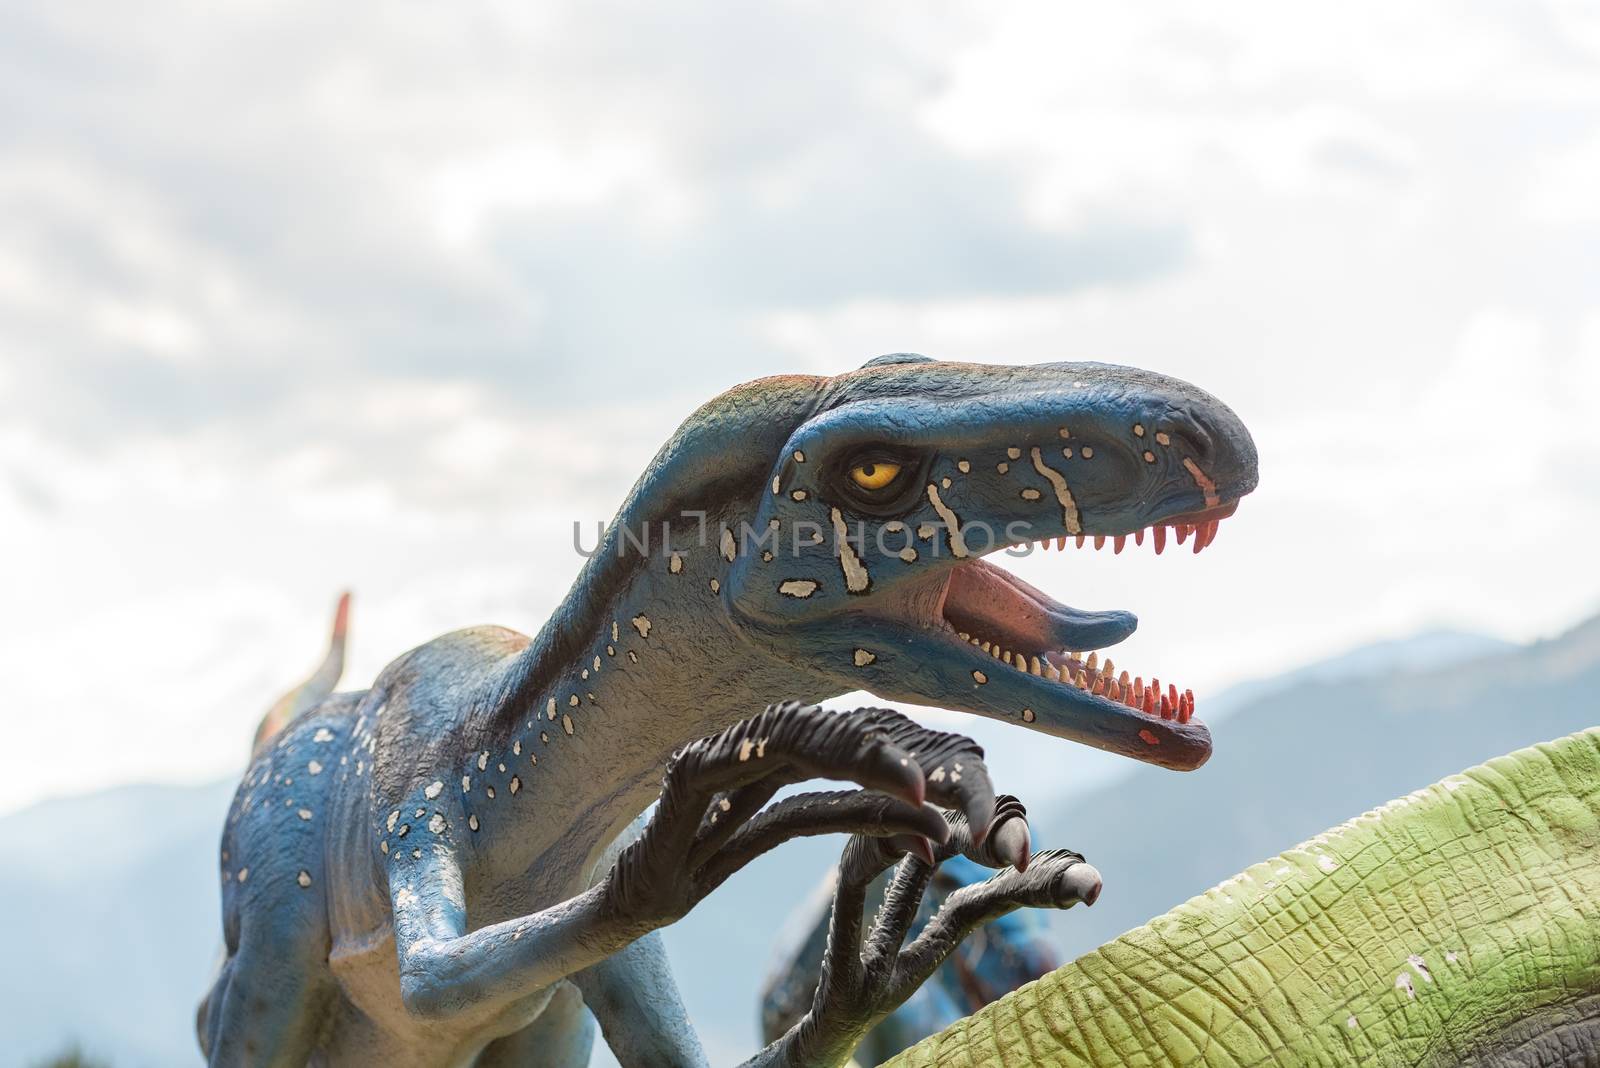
[[888, 728, 1600, 1067]]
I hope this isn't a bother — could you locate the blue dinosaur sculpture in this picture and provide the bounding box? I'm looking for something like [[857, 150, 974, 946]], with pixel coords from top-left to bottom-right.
[[198, 354, 1257, 1066]]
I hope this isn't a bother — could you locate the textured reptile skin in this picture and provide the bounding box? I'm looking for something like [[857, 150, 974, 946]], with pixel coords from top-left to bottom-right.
[[889, 728, 1600, 1067]]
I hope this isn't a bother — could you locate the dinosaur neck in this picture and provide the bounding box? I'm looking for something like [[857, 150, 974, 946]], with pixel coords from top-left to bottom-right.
[[483, 523, 821, 885]]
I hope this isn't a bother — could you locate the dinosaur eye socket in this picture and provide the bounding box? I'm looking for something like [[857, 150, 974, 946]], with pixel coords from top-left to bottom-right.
[[849, 461, 903, 491]]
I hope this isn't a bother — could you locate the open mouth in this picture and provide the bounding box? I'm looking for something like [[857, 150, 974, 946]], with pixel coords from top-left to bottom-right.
[[925, 501, 1240, 769]]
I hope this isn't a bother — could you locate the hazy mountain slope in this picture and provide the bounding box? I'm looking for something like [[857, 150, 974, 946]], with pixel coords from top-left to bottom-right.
[[1033, 614, 1600, 965], [4, 781, 234, 1068]]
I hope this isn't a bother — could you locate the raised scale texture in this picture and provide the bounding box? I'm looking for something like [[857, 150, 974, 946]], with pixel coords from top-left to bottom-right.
[[889, 728, 1600, 1067]]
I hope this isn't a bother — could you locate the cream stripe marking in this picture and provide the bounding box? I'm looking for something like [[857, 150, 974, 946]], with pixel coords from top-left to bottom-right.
[[1028, 448, 1082, 535], [1182, 457, 1221, 508], [925, 484, 969, 557], [828, 507, 871, 592]]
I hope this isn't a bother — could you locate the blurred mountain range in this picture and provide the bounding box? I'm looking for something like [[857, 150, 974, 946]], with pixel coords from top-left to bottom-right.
[[7, 618, 1598, 1067]]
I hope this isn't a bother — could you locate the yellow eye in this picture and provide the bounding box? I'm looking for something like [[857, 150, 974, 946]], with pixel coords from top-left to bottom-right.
[[849, 460, 902, 491]]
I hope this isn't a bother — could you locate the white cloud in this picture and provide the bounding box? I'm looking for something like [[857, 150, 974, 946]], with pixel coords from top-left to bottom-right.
[[1, 1, 1598, 813]]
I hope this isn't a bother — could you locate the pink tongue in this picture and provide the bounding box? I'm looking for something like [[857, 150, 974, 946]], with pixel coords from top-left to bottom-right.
[[942, 560, 1058, 652]]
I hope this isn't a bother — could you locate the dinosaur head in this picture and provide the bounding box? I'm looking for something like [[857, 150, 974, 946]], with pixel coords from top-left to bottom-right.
[[706, 354, 1257, 771]]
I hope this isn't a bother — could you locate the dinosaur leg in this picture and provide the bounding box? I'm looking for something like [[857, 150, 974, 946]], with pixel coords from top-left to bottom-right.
[[202, 937, 331, 1067], [474, 980, 596, 1068], [389, 703, 998, 1033], [748, 797, 1101, 1068], [572, 931, 708, 1068]]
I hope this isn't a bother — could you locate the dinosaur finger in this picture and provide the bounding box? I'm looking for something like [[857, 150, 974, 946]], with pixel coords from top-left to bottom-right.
[[689, 791, 948, 905]]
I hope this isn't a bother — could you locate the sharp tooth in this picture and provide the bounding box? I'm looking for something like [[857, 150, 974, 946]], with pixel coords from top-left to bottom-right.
[[1118, 670, 1131, 690], [1046, 663, 1061, 682], [1002, 651, 1012, 665], [1143, 688, 1156, 716], [1076, 669, 1089, 689], [992, 646, 1003, 659], [970, 637, 981, 646], [1168, 683, 1179, 708], [1075, 534, 1086, 549], [1086, 652, 1099, 672], [1160, 693, 1174, 719], [1030, 656, 1043, 676], [1107, 680, 1120, 701], [1134, 527, 1145, 546], [1092, 676, 1106, 695], [1101, 658, 1114, 681], [981, 641, 992, 654], [1193, 524, 1206, 554], [1055, 536, 1066, 550], [1114, 535, 1126, 554], [1176, 524, 1190, 545], [1153, 525, 1166, 554], [958, 632, 970, 641], [1094, 535, 1106, 550]]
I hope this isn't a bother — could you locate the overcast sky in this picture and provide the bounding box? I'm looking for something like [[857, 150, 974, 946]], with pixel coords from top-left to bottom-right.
[[2, 2, 1598, 815]]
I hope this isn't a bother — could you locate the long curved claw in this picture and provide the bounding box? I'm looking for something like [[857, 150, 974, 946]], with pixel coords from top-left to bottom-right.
[[988, 809, 1032, 873]]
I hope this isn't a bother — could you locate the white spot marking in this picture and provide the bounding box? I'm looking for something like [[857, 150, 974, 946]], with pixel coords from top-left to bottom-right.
[[738, 738, 755, 762], [478, 752, 489, 771], [1029, 448, 1083, 534], [779, 579, 819, 598], [469, 814, 480, 832], [298, 808, 312, 821], [632, 614, 652, 638], [1317, 854, 1340, 873], [670, 552, 683, 574], [307, 760, 323, 775], [1395, 972, 1415, 999], [424, 781, 444, 800], [562, 714, 574, 736], [297, 870, 312, 888], [721, 527, 737, 562], [829, 507, 871, 592], [924, 485, 969, 557], [853, 649, 876, 667], [313, 728, 334, 743]]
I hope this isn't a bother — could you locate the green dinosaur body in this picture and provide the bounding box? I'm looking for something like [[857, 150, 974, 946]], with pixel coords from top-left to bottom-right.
[[890, 728, 1600, 1067]]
